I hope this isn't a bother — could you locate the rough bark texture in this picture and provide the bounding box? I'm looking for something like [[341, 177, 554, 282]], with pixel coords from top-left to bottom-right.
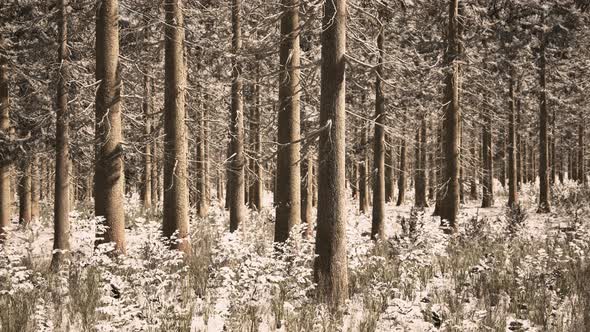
[[396, 139, 407, 206], [275, 0, 301, 243], [508, 72, 518, 207], [439, 0, 462, 231], [481, 111, 494, 208], [229, 0, 246, 232], [314, 0, 349, 307], [371, 25, 385, 240], [52, 0, 71, 269], [537, 32, 550, 213], [95, 0, 126, 252], [0, 35, 11, 240], [163, 0, 190, 254]]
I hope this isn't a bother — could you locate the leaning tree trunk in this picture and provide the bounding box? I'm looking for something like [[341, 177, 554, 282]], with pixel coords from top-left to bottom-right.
[[396, 138, 407, 206], [162, 0, 190, 254], [439, 0, 462, 231], [314, 0, 349, 307], [481, 109, 494, 208], [228, 0, 246, 232], [95, 0, 126, 252], [52, 0, 71, 269], [275, 0, 302, 243], [537, 31, 550, 213], [0, 36, 11, 240], [507, 70, 519, 207], [371, 24, 386, 240]]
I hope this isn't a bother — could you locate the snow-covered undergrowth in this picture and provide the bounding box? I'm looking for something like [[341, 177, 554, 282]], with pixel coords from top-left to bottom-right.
[[1, 183, 590, 331]]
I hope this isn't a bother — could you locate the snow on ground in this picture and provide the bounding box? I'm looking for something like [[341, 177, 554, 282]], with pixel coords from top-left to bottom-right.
[[1, 180, 590, 331]]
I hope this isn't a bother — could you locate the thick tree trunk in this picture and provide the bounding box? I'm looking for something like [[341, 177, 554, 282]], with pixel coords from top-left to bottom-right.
[[537, 33, 550, 213], [508, 72, 518, 207], [0, 36, 11, 240], [52, 0, 70, 269], [481, 111, 494, 208], [95, 0, 126, 252], [162, 0, 190, 253], [439, 0, 462, 231], [229, 0, 246, 231], [371, 25, 386, 239], [396, 139, 407, 206], [275, 0, 302, 243], [19, 162, 32, 226], [314, 0, 348, 307]]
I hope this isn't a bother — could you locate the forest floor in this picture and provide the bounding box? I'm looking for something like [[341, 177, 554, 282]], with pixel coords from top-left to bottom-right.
[[1, 180, 590, 331]]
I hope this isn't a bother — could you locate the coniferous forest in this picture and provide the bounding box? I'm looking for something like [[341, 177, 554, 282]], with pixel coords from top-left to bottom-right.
[[1, 0, 590, 330]]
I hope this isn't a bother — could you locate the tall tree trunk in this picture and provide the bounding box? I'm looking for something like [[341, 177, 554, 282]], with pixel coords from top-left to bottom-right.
[[500, 127, 506, 188], [249, 67, 263, 210], [469, 140, 478, 200], [507, 70, 518, 207], [516, 92, 523, 188], [196, 103, 209, 218], [301, 153, 313, 239], [95, 0, 126, 252], [371, 24, 385, 239], [359, 126, 369, 213], [0, 35, 11, 240], [414, 117, 428, 208], [52, 0, 70, 269], [229, 0, 246, 231], [314, 0, 348, 307], [537, 31, 550, 213], [151, 124, 159, 208], [162, 0, 190, 253], [142, 74, 152, 210], [439, 0, 462, 231], [578, 122, 586, 185], [19, 162, 32, 226], [481, 109, 494, 208], [385, 134, 395, 202], [551, 108, 556, 184], [396, 138, 407, 206], [275, 0, 302, 243], [31, 156, 39, 221]]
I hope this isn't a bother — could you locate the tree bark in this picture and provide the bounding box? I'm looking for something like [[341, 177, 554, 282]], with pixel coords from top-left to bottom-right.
[[481, 109, 494, 208], [371, 24, 385, 239], [52, 0, 70, 269], [228, 0, 246, 232], [578, 122, 586, 185], [301, 153, 313, 239], [275, 0, 302, 243], [314, 0, 349, 307], [196, 102, 209, 218], [507, 71, 518, 207], [0, 35, 11, 240], [415, 117, 428, 208], [19, 162, 32, 226], [95, 0, 126, 253], [31, 156, 39, 221], [162, 0, 190, 253], [142, 74, 152, 210], [537, 31, 550, 213], [439, 0, 462, 231], [396, 138, 407, 206], [359, 126, 369, 213], [248, 67, 263, 210]]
